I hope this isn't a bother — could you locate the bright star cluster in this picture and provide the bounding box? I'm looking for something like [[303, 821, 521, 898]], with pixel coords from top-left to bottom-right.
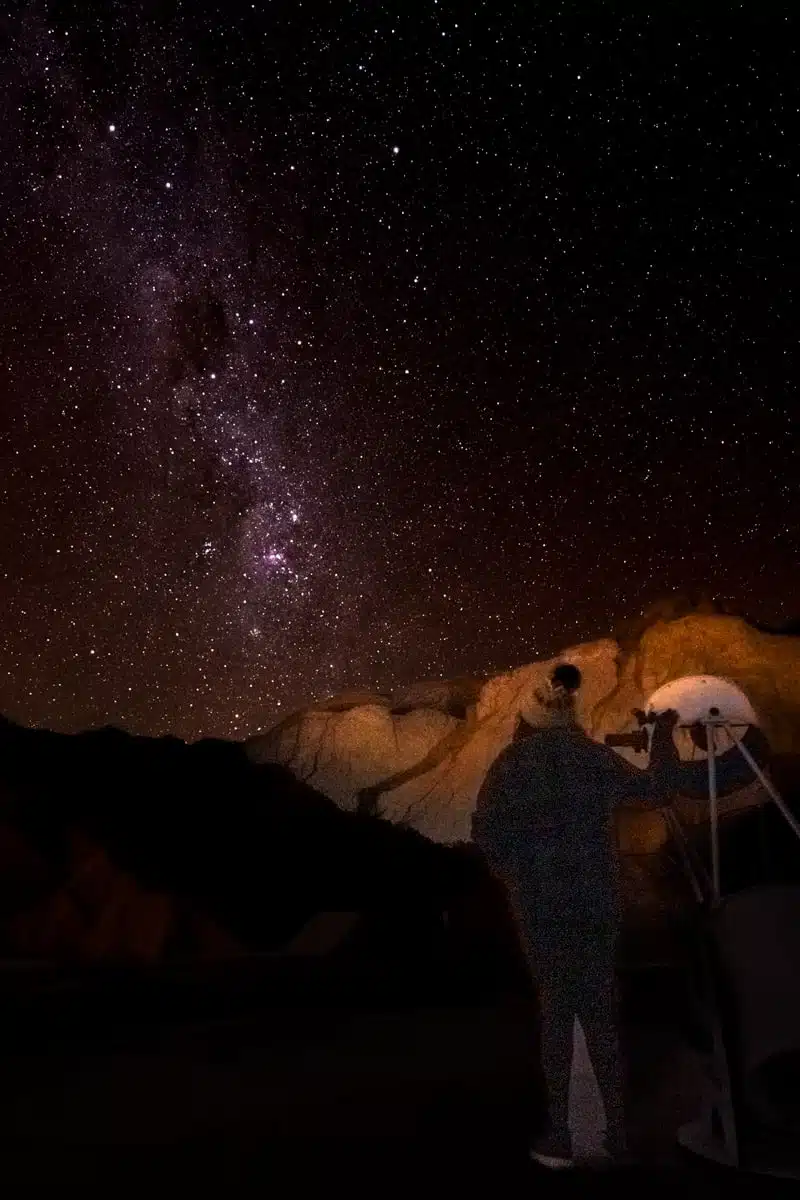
[[0, 3, 796, 740]]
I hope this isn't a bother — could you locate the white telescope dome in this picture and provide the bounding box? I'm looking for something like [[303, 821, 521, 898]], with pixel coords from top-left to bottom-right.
[[646, 674, 760, 727]]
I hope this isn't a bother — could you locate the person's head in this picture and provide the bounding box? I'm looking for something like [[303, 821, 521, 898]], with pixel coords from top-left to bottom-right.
[[534, 663, 582, 728], [550, 663, 582, 694]]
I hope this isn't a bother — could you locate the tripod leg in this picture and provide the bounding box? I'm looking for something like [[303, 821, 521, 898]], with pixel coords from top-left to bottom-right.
[[727, 727, 800, 844], [708, 726, 720, 902]]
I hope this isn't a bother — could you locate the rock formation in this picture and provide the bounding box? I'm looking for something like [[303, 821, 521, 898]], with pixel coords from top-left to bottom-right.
[[248, 613, 800, 838], [247, 612, 800, 933]]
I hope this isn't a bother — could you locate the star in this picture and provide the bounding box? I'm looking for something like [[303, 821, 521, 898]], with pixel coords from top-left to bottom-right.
[[0, 5, 791, 743]]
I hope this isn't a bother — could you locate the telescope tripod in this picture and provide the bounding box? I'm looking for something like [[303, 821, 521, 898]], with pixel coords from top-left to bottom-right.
[[669, 717, 800, 905], [666, 719, 800, 1175]]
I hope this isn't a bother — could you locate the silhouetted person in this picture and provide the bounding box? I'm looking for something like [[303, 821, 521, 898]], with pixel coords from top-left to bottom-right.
[[472, 664, 681, 1168]]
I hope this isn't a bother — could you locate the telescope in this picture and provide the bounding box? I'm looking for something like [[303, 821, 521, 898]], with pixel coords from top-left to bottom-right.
[[605, 704, 736, 757], [602, 676, 800, 1176], [605, 709, 662, 755], [603, 674, 799, 902]]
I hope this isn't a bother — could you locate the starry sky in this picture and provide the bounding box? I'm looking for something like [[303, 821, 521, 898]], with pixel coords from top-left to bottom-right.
[[0, 1, 797, 740]]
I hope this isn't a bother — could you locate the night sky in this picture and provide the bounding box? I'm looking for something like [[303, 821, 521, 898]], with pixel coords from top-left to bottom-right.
[[0, 2, 796, 740]]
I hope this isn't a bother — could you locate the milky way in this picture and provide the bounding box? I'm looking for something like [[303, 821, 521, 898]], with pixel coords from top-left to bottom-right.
[[0, 3, 797, 740]]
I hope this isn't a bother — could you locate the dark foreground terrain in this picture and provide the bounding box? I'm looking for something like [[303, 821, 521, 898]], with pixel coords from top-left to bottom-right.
[[0, 952, 795, 1200], [0, 712, 797, 1197]]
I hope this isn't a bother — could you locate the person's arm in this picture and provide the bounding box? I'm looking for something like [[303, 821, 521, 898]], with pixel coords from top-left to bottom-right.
[[600, 710, 682, 807], [646, 709, 683, 799]]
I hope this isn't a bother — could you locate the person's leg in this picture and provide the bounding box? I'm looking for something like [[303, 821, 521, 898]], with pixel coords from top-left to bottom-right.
[[576, 924, 627, 1155], [525, 922, 578, 1154]]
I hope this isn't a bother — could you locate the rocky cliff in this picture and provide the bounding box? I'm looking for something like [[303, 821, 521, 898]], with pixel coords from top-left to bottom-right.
[[248, 614, 800, 840], [246, 613, 800, 930]]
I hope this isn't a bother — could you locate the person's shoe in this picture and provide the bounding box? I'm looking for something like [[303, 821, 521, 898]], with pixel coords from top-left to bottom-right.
[[529, 1133, 574, 1170]]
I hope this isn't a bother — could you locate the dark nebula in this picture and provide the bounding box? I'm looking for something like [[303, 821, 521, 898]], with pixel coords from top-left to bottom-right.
[[0, 2, 796, 739]]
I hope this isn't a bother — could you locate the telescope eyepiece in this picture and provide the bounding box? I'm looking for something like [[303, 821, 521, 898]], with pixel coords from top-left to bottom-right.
[[604, 729, 650, 754]]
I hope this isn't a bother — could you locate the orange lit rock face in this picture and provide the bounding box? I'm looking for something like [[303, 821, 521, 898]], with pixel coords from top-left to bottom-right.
[[247, 615, 800, 861]]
